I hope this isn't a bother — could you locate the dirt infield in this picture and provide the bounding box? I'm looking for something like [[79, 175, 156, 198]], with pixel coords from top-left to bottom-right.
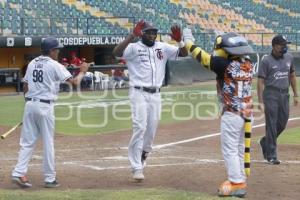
[[0, 108, 299, 200]]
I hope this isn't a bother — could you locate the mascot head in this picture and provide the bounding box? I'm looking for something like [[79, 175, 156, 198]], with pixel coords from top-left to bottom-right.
[[213, 32, 255, 59]]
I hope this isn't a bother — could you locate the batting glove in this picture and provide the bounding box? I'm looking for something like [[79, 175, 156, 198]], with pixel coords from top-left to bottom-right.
[[183, 27, 195, 44], [133, 20, 145, 37], [170, 25, 182, 42]]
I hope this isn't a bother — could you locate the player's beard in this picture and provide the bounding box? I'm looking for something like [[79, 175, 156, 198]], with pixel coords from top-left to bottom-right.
[[142, 37, 155, 47]]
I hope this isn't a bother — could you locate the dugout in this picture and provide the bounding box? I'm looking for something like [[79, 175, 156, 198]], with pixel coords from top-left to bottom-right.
[[1, 36, 299, 93], [0, 35, 126, 93]]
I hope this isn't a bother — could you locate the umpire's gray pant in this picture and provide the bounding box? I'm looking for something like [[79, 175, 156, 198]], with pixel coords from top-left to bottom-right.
[[261, 88, 289, 160]]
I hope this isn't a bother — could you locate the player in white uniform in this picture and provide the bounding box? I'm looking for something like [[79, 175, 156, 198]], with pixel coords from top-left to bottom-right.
[[11, 37, 89, 188], [113, 21, 188, 181]]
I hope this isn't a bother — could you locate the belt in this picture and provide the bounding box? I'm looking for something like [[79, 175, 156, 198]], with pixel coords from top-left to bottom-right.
[[134, 86, 160, 93], [25, 97, 51, 104], [265, 86, 288, 93]]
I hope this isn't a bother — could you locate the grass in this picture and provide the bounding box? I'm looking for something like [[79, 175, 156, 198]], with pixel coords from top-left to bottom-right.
[[0, 77, 299, 136], [278, 126, 300, 144], [0, 80, 298, 199], [0, 84, 220, 135], [0, 188, 237, 200]]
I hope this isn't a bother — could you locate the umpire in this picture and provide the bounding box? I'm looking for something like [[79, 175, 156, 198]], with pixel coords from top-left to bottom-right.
[[257, 34, 299, 165]]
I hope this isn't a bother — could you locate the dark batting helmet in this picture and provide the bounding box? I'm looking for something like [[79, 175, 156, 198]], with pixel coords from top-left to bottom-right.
[[41, 37, 63, 54]]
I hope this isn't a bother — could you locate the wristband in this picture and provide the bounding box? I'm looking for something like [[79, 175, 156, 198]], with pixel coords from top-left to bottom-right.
[[177, 41, 185, 48]]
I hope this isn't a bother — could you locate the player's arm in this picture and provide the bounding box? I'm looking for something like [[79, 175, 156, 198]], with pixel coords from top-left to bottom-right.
[[257, 58, 268, 111], [112, 20, 145, 57], [179, 46, 188, 57], [257, 77, 265, 110], [66, 62, 89, 85], [112, 34, 135, 57], [23, 82, 28, 96], [290, 71, 298, 106]]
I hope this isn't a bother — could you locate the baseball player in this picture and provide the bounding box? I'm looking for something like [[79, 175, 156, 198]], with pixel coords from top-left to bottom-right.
[[184, 31, 255, 198], [112, 20, 188, 181], [11, 37, 89, 188], [257, 35, 298, 165]]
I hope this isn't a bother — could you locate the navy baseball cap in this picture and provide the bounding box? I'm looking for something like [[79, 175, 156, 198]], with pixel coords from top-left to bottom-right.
[[272, 35, 291, 45], [142, 22, 158, 32], [41, 37, 64, 52]]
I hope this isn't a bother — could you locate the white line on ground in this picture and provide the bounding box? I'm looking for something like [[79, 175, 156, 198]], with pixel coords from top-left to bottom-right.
[[154, 117, 300, 149], [43, 158, 300, 171], [27, 116, 299, 154]]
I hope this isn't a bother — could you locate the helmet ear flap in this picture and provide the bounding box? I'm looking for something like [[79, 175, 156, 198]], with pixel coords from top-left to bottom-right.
[[214, 35, 223, 49]]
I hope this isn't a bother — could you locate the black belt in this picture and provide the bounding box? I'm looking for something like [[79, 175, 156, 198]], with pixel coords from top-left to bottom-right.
[[265, 86, 288, 93], [134, 86, 160, 93], [25, 97, 51, 104]]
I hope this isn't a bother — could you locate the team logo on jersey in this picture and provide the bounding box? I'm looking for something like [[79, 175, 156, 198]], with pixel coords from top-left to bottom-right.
[[286, 62, 291, 70], [155, 49, 163, 60], [274, 71, 288, 79]]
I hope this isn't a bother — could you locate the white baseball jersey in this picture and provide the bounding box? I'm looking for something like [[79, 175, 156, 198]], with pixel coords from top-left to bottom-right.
[[122, 41, 179, 88], [24, 55, 72, 101]]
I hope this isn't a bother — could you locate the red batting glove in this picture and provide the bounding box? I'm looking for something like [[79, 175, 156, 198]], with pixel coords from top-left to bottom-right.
[[170, 24, 182, 42], [133, 20, 145, 37]]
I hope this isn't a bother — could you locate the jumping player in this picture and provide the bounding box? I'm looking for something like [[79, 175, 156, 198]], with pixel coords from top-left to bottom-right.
[[112, 21, 188, 181]]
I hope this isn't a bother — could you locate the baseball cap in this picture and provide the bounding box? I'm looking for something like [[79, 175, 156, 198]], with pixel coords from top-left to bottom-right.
[[216, 32, 255, 55], [272, 35, 291, 45], [41, 37, 63, 52], [142, 22, 158, 32]]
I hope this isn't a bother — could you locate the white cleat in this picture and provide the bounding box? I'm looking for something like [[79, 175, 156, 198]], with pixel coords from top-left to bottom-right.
[[132, 170, 145, 181]]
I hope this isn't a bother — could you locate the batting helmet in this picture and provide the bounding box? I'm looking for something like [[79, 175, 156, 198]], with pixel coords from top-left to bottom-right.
[[41, 37, 63, 53], [142, 22, 158, 33]]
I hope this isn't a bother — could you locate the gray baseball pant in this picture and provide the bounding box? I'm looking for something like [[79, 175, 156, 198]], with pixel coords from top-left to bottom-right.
[[261, 88, 289, 160]]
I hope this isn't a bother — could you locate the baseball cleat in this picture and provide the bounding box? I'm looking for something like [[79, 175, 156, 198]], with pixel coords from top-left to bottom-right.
[[218, 180, 247, 198], [132, 169, 145, 181], [141, 151, 149, 168], [44, 180, 60, 188], [267, 159, 281, 165], [11, 176, 32, 188]]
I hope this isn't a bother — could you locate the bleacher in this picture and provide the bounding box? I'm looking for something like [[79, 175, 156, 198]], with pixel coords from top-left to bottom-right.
[[1, 0, 300, 52]]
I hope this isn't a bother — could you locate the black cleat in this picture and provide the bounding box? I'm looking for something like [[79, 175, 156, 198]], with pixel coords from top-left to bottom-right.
[[267, 159, 281, 165], [44, 180, 60, 188], [141, 151, 149, 167]]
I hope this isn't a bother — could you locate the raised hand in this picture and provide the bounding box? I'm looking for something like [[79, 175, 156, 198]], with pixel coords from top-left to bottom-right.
[[170, 24, 182, 42], [133, 20, 145, 37], [79, 62, 90, 73]]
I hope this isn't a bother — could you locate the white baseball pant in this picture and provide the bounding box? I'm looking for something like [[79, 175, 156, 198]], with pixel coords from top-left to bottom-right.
[[12, 101, 56, 183], [128, 87, 161, 171]]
